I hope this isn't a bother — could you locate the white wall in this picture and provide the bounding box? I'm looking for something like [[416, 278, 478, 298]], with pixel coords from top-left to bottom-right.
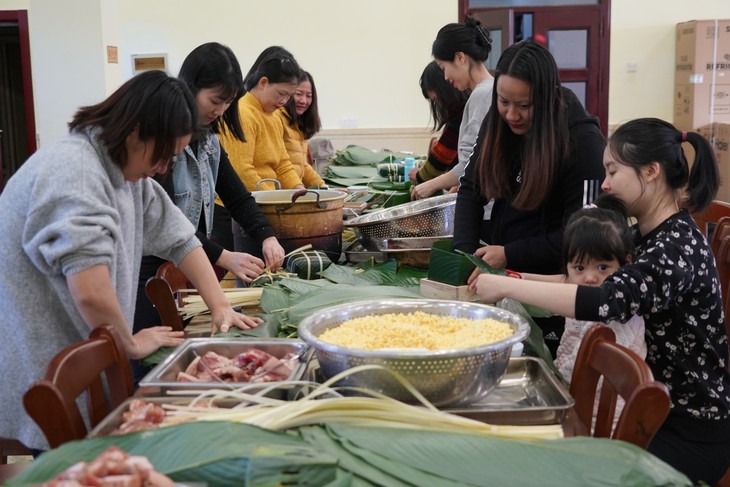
[[3, 0, 729, 148], [608, 0, 730, 126], [116, 0, 455, 133]]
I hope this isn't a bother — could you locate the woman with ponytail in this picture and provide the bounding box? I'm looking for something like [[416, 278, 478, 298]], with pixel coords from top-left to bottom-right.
[[411, 15, 494, 199], [469, 118, 730, 484]]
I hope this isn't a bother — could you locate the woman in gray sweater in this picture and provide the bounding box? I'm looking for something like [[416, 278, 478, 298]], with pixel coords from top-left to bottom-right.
[[0, 70, 252, 451]]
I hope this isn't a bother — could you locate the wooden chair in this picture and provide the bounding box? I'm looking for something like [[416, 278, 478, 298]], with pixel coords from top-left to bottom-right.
[[23, 324, 134, 449], [713, 236, 730, 356], [570, 324, 671, 449], [689, 199, 730, 239], [144, 261, 191, 332], [0, 438, 31, 464], [710, 216, 730, 257]]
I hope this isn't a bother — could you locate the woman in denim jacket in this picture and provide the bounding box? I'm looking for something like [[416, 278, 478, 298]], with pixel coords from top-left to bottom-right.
[[133, 44, 285, 376]]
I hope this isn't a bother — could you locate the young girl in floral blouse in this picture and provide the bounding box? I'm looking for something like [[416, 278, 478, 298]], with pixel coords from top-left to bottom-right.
[[469, 117, 730, 484], [554, 194, 646, 386]]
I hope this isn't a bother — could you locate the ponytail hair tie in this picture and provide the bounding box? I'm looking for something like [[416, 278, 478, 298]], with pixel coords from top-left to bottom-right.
[[681, 131, 687, 142]]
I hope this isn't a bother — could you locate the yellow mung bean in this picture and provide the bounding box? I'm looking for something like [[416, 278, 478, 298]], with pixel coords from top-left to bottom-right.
[[318, 311, 513, 350]]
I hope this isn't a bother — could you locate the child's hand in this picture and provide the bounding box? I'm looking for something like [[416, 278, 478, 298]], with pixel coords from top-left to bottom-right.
[[468, 273, 507, 304]]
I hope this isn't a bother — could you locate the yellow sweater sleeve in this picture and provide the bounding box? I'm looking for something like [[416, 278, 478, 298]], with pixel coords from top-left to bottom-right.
[[277, 110, 325, 187], [219, 97, 261, 193]]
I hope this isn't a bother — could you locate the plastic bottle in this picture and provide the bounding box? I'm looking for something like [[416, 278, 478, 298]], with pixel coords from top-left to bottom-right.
[[403, 157, 416, 183]]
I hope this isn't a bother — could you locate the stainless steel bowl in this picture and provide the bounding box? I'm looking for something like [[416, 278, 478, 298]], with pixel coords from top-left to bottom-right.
[[343, 193, 456, 251], [297, 299, 530, 407]]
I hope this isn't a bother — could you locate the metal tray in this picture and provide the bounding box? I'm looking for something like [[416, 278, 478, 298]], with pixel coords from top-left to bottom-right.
[[299, 356, 573, 425], [343, 240, 386, 264], [88, 396, 198, 438], [343, 239, 433, 268], [139, 338, 308, 396], [443, 357, 574, 425]]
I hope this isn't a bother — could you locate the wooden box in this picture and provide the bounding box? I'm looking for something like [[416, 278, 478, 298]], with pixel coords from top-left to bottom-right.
[[419, 278, 477, 301]]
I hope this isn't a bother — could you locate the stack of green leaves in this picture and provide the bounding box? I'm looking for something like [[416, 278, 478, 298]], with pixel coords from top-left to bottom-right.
[[10, 422, 691, 486]]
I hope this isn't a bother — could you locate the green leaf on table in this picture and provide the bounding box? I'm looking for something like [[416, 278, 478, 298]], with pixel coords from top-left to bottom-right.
[[287, 283, 421, 324], [455, 250, 553, 318], [317, 423, 692, 487], [8, 422, 339, 487]]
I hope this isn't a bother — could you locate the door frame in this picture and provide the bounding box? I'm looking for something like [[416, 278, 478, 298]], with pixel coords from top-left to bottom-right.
[[458, 1, 611, 136], [0, 9, 36, 158]]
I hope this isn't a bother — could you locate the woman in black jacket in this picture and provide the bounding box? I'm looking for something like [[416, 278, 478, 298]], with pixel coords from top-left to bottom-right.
[[454, 40, 606, 355]]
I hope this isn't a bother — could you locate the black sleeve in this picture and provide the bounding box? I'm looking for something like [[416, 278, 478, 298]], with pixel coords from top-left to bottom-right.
[[453, 122, 489, 253], [155, 171, 223, 264], [216, 149, 276, 244]]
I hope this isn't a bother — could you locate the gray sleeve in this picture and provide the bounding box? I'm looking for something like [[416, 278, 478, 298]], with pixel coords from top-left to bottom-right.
[[21, 165, 119, 277], [451, 83, 493, 180]]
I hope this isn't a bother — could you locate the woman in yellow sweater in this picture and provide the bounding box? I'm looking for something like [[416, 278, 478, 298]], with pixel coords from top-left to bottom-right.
[[219, 51, 305, 192], [276, 70, 325, 187]]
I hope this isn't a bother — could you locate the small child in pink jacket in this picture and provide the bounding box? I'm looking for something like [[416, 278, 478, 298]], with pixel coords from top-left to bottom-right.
[[554, 195, 646, 426]]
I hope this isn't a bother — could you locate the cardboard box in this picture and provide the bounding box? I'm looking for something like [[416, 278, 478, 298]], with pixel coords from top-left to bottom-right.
[[699, 123, 730, 201], [674, 20, 730, 131]]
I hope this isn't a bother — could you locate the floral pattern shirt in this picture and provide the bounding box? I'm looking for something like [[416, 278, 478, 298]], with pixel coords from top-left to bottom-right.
[[575, 209, 730, 422]]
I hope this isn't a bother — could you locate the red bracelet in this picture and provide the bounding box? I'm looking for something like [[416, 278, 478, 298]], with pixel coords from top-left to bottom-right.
[[505, 269, 523, 279]]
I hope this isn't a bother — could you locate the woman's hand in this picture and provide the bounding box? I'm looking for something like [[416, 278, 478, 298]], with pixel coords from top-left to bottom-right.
[[210, 307, 262, 335], [217, 249, 265, 284], [476, 244, 506, 268], [411, 179, 438, 200], [467, 245, 507, 282], [128, 326, 185, 360], [261, 236, 286, 271]]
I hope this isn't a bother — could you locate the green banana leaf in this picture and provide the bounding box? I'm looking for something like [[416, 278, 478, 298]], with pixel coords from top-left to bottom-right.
[[455, 250, 553, 318], [11, 422, 690, 487], [8, 422, 339, 487], [322, 177, 374, 187], [287, 284, 422, 324], [325, 165, 382, 179], [320, 423, 691, 487], [332, 145, 413, 166]]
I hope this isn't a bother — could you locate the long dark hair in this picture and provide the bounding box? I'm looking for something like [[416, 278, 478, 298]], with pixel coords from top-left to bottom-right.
[[562, 194, 634, 272], [420, 61, 468, 130], [178, 42, 245, 142], [69, 70, 197, 169], [283, 70, 321, 139], [608, 117, 719, 213], [477, 40, 569, 210], [244, 46, 300, 91], [243, 46, 295, 91], [432, 15, 492, 63]]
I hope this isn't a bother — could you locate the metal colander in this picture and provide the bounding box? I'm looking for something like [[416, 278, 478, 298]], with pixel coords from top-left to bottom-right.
[[297, 299, 530, 407], [343, 193, 456, 251]]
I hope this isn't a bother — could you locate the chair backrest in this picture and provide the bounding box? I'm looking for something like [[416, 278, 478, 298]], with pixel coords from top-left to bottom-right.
[[569, 324, 670, 449], [690, 199, 730, 239], [715, 236, 730, 369], [23, 325, 134, 448], [144, 261, 190, 332], [711, 217, 730, 257]]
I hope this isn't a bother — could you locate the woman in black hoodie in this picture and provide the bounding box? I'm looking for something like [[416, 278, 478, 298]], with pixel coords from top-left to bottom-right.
[[454, 40, 606, 356]]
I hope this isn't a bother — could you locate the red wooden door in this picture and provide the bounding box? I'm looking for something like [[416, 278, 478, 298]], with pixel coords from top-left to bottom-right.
[[465, 3, 610, 137]]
